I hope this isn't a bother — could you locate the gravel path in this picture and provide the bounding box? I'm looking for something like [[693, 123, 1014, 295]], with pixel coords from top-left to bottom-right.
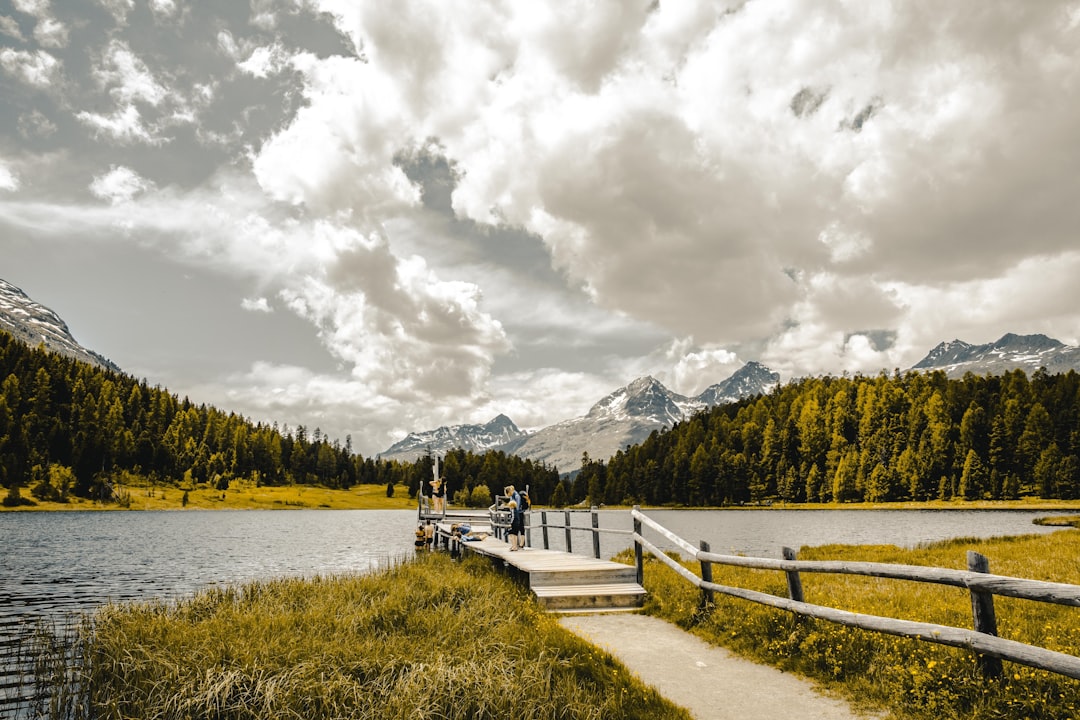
[[559, 613, 885, 720]]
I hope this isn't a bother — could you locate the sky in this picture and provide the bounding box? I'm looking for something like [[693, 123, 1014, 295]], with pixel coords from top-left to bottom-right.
[[2, 1, 1080, 457]]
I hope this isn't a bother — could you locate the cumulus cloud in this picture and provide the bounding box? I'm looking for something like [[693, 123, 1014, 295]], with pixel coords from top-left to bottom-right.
[[89, 165, 155, 204], [0, 15, 25, 40], [237, 44, 290, 78], [0, 48, 61, 87], [96, 0, 134, 25], [7, 0, 1080, 453], [241, 297, 273, 313]]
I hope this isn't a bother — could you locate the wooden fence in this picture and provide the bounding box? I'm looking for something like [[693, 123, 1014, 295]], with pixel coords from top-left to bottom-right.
[[526, 507, 631, 557], [631, 506, 1080, 680]]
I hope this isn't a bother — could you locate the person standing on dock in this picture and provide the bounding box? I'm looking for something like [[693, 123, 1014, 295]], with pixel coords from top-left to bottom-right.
[[505, 485, 525, 551], [430, 476, 446, 513]]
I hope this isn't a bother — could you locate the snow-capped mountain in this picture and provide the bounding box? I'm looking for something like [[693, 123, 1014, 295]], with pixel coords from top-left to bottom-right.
[[697, 361, 781, 406], [0, 278, 120, 373], [910, 333, 1080, 378], [378, 413, 527, 462], [496, 364, 779, 473]]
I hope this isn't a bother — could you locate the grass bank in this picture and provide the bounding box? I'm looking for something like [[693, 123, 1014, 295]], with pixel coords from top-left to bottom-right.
[[29, 553, 690, 720], [625, 528, 1080, 719], [3, 479, 417, 511]]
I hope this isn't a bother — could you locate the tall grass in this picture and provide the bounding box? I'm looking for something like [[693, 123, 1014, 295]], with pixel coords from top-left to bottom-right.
[[627, 529, 1080, 719], [28, 553, 689, 720]]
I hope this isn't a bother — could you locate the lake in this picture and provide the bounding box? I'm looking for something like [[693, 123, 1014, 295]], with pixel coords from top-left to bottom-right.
[[0, 506, 1073, 712]]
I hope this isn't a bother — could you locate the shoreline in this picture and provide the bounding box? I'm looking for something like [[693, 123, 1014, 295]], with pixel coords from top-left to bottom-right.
[[6, 486, 1080, 514]]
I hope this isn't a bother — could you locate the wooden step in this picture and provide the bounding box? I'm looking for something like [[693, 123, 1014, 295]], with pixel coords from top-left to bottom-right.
[[532, 583, 646, 611], [528, 565, 639, 588]]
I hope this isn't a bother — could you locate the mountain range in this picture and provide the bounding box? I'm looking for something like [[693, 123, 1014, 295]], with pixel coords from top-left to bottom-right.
[[377, 362, 781, 469], [0, 279, 120, 373], [911, 333, 1080, 378], [3, 276, 1079, 473]]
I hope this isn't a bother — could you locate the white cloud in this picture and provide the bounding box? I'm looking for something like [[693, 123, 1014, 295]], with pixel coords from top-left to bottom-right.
[[96, 0, 134, 24], [89, 165, 155, 204], [93, 39, 170, 106], [32, 15, 67, 47], [0, 161, 19, 192], [241, 296, 273, 313], [0, 48, 61, 88], [76, 104, 155, 143], [0, 15, 25, 40], [238, 44, 290, 78], [149, 0, 179, 19]]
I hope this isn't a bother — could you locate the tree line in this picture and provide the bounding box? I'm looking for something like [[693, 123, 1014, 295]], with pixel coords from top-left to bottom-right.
[[578, 368, 1080, 506], [0, 331, 556, 506]]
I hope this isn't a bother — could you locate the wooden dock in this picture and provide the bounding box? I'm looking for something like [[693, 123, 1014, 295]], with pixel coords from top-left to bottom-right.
[[454, 533, 646, 612]]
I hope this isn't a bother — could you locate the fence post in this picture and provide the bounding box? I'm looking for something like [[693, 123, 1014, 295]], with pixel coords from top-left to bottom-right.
[[591, 507, 601, 559], [968, 551, 1003, 679], [633, 506, 643, 586], [699, 540, 714, 611], [782, 547, 804, 603], [564, 510, 573, 554], [541, 510, 550, 550]]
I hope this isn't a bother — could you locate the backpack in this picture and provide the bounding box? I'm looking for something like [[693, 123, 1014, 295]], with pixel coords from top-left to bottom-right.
[[519, 490, 530, 511]]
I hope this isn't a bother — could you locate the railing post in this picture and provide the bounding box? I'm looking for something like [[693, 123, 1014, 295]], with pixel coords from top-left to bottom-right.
[[541, 510, 550, 550], [782, 547, 804, 603], [633, 506, 643, 586], [698, 540, 714, 611], [591, 506, 601, 559], [968, 551, 1003, 679], [564, 510, 573, 554]]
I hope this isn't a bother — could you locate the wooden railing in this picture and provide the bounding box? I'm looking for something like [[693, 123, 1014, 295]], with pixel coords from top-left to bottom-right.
[[527, 507, 632, 558], [631, 506, 1080, 680]]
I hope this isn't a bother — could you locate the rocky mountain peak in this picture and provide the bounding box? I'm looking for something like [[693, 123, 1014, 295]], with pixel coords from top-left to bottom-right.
[[0, 278, 120, 373]]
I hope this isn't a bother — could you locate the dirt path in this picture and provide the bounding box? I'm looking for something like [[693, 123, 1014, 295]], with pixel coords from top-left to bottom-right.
[[559, 613, 885, 720]]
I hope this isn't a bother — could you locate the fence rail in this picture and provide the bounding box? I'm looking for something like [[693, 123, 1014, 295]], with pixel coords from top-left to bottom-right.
[[526, 507, 631, 558], [631, 507, 1080, 680]]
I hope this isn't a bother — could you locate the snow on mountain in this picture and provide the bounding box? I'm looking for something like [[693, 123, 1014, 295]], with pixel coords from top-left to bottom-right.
[[696, 361, 780, 406], [910, 333, 1080, 378], [378, 413, 527, 462], [496, 364, 778, 473], [0, 278, 121, 373]]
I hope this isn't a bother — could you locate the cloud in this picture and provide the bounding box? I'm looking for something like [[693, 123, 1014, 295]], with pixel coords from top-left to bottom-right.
[[32, 15, 67, 47], [241, 297, 273, 313], [149, 0, 179, 20], [296, 0, 1080, 358], [0, 161, 19, 192], [89, 165, 155, 204], [76, 105, 155, 143], [0, 15, 25, 40], [92, 39, 170, 106], [96, 0, 134, 25], [0, 48, 61, 88], [237, 44, 290, 78], [75, 39, 200, 143]]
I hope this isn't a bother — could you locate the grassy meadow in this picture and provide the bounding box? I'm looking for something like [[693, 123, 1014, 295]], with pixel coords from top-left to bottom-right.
[[26, 553, 690, 720], [2, 479, 418, 511], [628, 528, 1080, 720]]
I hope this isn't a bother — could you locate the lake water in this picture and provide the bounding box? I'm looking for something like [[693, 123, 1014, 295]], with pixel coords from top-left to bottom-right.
[[0, 506, 1073, 712]]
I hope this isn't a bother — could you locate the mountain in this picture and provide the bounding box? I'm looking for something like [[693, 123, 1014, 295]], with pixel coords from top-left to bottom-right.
[[696, 361, 781, 406], [496, 365, 779, 473], [0, 278, 120, 373], [378, 413, 527, 462], [910, 333, 1080, 378]]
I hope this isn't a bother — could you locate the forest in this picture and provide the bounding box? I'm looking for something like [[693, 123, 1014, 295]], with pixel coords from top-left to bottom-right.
[[577, 367, 1080, 506], [0, 331, 557, 507], [4, 328, 1080, 510]]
